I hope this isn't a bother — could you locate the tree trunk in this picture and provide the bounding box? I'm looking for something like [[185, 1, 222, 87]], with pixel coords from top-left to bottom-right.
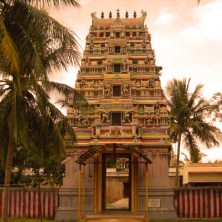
[[175, 133, 182, 187], [1, 136, 15, 222]]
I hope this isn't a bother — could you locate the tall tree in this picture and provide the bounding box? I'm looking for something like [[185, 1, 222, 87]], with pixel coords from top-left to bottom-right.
[[166, 78, 221, 186], [0, 1, 86, 221], [209, 92, 222, 121]]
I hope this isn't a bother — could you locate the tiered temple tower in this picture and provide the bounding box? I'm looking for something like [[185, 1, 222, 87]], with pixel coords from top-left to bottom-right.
[[55, 11, 176, 221]]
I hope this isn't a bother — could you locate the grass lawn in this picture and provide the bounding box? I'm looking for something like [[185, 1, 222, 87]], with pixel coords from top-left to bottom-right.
[[7, 219, 54, 222], [4, 218, 222, 222], [153, 219, 216, 221]]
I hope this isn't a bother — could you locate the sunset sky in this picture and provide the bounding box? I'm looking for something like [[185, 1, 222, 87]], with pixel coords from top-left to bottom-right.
[[49, 0, 222, 162]]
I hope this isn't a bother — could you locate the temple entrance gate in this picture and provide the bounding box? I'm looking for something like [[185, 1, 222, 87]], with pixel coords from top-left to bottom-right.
[[75, 144, 151, 217], [102, 153, 131, 211]]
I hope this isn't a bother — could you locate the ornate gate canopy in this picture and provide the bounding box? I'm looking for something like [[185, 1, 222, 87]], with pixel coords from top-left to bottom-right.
[[75, 144, 152, 165]]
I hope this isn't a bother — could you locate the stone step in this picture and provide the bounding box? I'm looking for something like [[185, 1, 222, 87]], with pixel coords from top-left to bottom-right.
[[85, 213, 145, 222], [86, 219, 143, 222]]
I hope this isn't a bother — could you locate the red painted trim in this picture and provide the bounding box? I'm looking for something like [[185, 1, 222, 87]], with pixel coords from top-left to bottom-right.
[[13, 190, 16, 216], [0, 190, 2, 216], [187, 190, 190, 218], [33, 191, 36, 217], [192, 190, 196, 218], [207, 189, 211, 218], [203, 190, 206, 218], [213, 190, 217, 217], [18, 190, 21, 217], [38, 191, 40, 217], [8, 190, 12, 217], [182, 190, 185, 218], [23, 191, 26, 217], [43, 191, 45, 217], [176, 191, 180, 217], [219, 190, 222, 217], [197, 190, 200, 218], [53, 191, 56, 216], [48, 191, 51, 217], [28, 191, 31, 217]]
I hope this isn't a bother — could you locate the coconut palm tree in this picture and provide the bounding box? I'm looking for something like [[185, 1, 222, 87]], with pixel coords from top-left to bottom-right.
[[0, 73, 87, 222], [209, 92, 222, 121], [166, 78, 221, 187], [181, 150, 207, 164], [0, 0, 80, 76], [0, 1, 86, 221]]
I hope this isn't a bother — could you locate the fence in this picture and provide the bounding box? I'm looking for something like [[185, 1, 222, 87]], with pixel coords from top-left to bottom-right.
[[174, 187, 222, 218], [1, 187, 222, 219], [0, 188, 58, 218]]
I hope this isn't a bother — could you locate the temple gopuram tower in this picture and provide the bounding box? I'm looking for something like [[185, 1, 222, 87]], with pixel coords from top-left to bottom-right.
[[55, 10, 176, 221]]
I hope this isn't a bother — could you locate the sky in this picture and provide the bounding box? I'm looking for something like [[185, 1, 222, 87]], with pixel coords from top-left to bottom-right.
[[49, 0, 222, 162]]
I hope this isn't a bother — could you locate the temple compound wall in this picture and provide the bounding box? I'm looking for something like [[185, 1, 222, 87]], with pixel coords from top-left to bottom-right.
[[55, 10, 177, 221]]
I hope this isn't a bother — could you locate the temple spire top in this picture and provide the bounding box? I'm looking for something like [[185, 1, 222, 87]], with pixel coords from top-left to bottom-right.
[[117, 9, 120, 18], [101, 11, 104, 19]]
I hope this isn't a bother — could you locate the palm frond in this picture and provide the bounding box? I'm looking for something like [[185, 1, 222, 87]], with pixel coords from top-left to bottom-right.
[[0, 17, 20, 74], [43, 81, 88, 106], [26, 0, 80, 8], [10, 2, 81, 70]]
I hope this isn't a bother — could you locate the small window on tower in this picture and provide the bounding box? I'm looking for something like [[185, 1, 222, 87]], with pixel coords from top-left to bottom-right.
[[101, 43, 105, 47], [116, 32, 120, 38], [98, 59, 102, 65], [115, 46, 121, 53], [94, 91, 98, 97], [126, 32, 130, 37], [106, 32, 110, 37], [132, 59, 137, 64], [113, 86, 121, 97], [114, 64, 121, 72], [112, 112, 121, 125]]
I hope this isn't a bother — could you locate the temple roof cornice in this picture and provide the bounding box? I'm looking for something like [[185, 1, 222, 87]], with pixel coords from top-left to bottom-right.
[[91, 11, 147, 29]]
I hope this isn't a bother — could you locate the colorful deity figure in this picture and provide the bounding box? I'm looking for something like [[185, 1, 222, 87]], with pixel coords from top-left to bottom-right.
[[122, 82, 129, 96], [104, 82, 112, 96], [101, 111, 110, 123], [122, 111, 130, 123]]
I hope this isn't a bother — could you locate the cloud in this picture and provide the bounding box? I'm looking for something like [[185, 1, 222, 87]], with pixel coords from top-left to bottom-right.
[[183, 27, 201, 41], [156, 10, 176, 25], [194, 0, 222, 41]]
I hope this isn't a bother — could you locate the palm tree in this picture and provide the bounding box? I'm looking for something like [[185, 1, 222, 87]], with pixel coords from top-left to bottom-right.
[[0, 1, 86, 221], [166, 78, 221, 187], [181, 151, 206, 164], [0, 74, 87, 222], [209, 92, 222, 121]]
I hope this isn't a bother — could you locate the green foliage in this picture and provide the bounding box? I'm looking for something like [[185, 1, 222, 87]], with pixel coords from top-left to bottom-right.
[[209, 92, 222, 121], [166, 78, 221, 185], [2, 148, 66, 188], [44, 159, 65, 188], [0, 0, 87, 220], [166, 78, 221, 157]]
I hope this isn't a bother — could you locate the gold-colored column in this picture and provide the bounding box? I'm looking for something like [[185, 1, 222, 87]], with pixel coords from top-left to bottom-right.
[[145, 163, 149, 222], [78, 165, 81, 222], [93, 155, 98, 213], [81, 165, 86, 220]]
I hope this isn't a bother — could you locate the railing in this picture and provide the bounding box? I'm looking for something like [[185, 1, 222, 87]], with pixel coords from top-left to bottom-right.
[[174, 187, 222, 218], [0, 188, 58, 218]]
